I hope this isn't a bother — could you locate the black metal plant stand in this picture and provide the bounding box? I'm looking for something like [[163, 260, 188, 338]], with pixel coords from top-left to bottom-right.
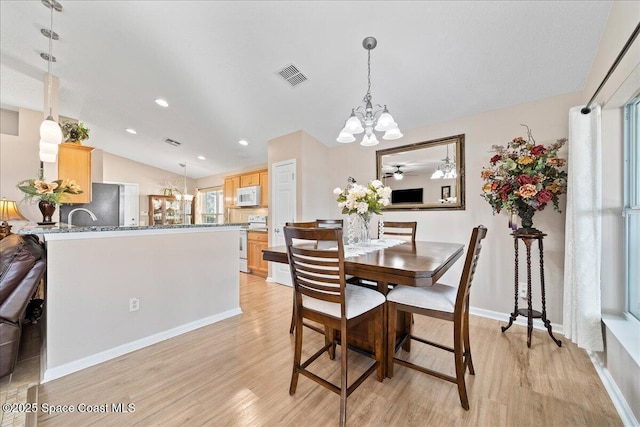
[[501, 231, 562, 348]]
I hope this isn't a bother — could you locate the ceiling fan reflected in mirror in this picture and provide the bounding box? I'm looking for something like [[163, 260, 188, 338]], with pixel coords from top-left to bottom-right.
[[383, 165, 405, 180]]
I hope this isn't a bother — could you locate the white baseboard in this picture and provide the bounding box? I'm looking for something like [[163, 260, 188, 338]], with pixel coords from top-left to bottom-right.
[[42, 307, 242, 383], [588, 351, 639, 427], [469, 306, 564, 335]]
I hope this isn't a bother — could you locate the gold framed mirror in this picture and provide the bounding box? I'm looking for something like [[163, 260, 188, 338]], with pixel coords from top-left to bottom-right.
[[376, 134, 465, 210]]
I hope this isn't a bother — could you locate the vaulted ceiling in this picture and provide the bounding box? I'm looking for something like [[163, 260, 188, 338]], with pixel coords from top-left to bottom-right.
[[0, 1, 611, 178]]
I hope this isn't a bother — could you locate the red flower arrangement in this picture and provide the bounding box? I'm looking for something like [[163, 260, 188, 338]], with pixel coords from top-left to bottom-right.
[[481, 129, 567, 219]]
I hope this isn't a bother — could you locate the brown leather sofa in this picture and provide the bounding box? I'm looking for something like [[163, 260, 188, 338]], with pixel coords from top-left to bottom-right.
[[0, 234, 46, 379]]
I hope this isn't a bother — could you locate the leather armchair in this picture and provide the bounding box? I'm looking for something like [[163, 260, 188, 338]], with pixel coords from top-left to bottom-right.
[[0, 234, 46, 379]]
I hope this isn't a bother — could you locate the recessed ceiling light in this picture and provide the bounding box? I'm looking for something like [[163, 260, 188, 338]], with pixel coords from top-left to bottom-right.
[[155, 98, 169, 107], [197, 155, 206, 160], [238, 139, 249, 146], [125, 128, 137, 134]]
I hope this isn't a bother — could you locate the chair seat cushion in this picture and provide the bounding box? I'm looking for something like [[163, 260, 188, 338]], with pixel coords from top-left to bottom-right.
[[302, 284, 385, 319], [387, 283, 457, 313]]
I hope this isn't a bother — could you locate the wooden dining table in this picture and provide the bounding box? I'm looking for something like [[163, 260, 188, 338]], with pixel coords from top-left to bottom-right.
[[262, 240, 465, 376]]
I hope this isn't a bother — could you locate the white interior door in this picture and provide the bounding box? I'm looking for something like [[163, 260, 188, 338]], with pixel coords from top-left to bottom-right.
[[271, 159, 296, 286], [104, 181, 139, 226], [122, 183, 140, 226]]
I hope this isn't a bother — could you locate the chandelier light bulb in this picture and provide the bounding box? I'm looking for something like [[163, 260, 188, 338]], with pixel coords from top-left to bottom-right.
[[344, 113, 364, 134], [360, 133, 379, 147], [382, 127, 403, 140], [431, 169, 444, 179], [40, 116, 63, 145], [39, 152, 57, 163], [336, 131, 356, 143], [39, 140, 58, 155], [374, 107, 396, 132], [394, 172, 403, 180]]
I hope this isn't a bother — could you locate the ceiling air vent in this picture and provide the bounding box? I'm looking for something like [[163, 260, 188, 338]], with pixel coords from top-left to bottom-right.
[[164, 138, 181, 147], [276, 63, 308, 88]]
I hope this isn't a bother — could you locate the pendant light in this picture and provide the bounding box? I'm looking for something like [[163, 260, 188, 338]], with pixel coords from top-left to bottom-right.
[[431, 144, 457, 179], [39, 0, 63, 163], [176, 163, 193, 224], [336, 37, 402, 147]]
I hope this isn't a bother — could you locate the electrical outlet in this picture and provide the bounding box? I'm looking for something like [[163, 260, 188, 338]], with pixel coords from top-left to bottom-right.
[[518, 284, 528, 299], [129, 297, 140, 312]]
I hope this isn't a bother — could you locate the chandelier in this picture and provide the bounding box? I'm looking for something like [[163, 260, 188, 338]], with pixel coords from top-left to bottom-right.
[[39, 0, 64, 163], [431, 144, 457, 179], [336, 37, 402, 147], [175, 162, 193, 223]]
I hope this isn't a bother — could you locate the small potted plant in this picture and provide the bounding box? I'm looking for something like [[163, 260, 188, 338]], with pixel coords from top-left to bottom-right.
[[61, 121, 90, 144], [17, 169, 83, 224]]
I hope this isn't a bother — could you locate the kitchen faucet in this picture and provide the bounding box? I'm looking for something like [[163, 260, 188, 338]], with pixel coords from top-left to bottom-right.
[[67, 208, 97, 226]]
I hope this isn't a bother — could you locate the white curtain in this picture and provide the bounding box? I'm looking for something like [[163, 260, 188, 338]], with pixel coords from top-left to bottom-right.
[[563, 105, 603, 351]]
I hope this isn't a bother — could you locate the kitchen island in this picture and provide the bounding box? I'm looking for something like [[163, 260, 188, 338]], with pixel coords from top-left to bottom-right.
[[19, 223, 242, 383]]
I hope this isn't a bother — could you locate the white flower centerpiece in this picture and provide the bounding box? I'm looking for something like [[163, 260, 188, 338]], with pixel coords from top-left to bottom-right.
[[334, 179, 391, 245]]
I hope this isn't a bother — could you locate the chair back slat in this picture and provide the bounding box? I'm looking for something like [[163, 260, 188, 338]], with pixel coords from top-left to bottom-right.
[[381, 221, 417, 241], [286, 221, 317, 228], [284, 226, 346, 314], [455, 226, 488, 315], [316, 219, 344, 228]]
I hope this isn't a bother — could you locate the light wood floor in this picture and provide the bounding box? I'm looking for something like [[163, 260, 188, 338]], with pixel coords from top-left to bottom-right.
[[0, 322, 40, 427], [11, 274, 623, 426]]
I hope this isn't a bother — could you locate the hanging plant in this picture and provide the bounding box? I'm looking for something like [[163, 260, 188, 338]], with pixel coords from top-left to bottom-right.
[[61, 121, 90, 144]]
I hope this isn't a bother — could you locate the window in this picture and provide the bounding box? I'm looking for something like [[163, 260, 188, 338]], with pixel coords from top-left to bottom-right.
[[624, 96, 640, 320], [197, 187, 224, 224]]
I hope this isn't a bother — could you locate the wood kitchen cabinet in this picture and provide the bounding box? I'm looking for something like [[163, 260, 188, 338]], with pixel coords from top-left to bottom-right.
[[224, 176, 240, 208], [224, 169, 268, 208], [149, 195, 183, 225], [240, 172, 260, 187], [259, 171, 269, 206], [58, 143, 94, 204], [247, 231, 268, 277]]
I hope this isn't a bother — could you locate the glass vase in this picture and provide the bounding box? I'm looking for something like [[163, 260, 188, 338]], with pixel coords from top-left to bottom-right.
[[358, 213, 372, 246]]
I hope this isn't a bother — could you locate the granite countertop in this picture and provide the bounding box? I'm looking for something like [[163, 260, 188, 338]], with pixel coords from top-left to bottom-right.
[[18, 222, 245, 235]]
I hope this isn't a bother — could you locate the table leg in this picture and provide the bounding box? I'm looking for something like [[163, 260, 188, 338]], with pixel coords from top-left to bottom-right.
[[525, 238, 534, 348], [538, 238, 562, 347], [378, 281, 389, 377], [502, 237, 520, 333]]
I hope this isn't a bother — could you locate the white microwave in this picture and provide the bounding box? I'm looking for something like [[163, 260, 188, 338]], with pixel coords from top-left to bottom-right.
[[237, 186, 261, 207]]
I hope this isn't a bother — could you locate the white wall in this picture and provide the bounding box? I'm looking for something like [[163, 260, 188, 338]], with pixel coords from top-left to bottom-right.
[[43, 227, 240, 380], [582, 1, 640, 423], [322, 92, 580, 323]]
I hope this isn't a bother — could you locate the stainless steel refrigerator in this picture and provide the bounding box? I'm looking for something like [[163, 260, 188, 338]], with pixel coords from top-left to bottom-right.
[[59, 183, 125, 226]]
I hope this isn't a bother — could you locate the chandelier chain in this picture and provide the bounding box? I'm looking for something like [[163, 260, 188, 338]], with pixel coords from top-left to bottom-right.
[[363, 48, 372, 104], [46, 3, 54, 116]]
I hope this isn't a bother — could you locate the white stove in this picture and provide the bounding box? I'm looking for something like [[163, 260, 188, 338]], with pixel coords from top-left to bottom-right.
[[239, 215, 268, 273], [247, 215, 267, 231]]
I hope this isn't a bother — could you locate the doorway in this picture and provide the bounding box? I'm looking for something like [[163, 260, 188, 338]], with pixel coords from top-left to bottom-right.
[[270, 159, 296, 286]]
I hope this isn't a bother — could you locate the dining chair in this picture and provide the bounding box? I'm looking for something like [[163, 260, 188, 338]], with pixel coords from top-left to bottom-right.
[[284, 226, 385, 427], [386, 225, 488, 410], [287, 220, 344, 334], [379, 221, 417, 241], [286, 221, 325, 334], [316, 219, 344, 228]]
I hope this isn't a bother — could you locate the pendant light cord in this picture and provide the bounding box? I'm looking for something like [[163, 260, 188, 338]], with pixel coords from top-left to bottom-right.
[[46, 3, 54, 117]]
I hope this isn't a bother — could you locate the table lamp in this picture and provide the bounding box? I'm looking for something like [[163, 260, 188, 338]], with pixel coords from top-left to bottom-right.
[[0, 198, 27, 240]]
